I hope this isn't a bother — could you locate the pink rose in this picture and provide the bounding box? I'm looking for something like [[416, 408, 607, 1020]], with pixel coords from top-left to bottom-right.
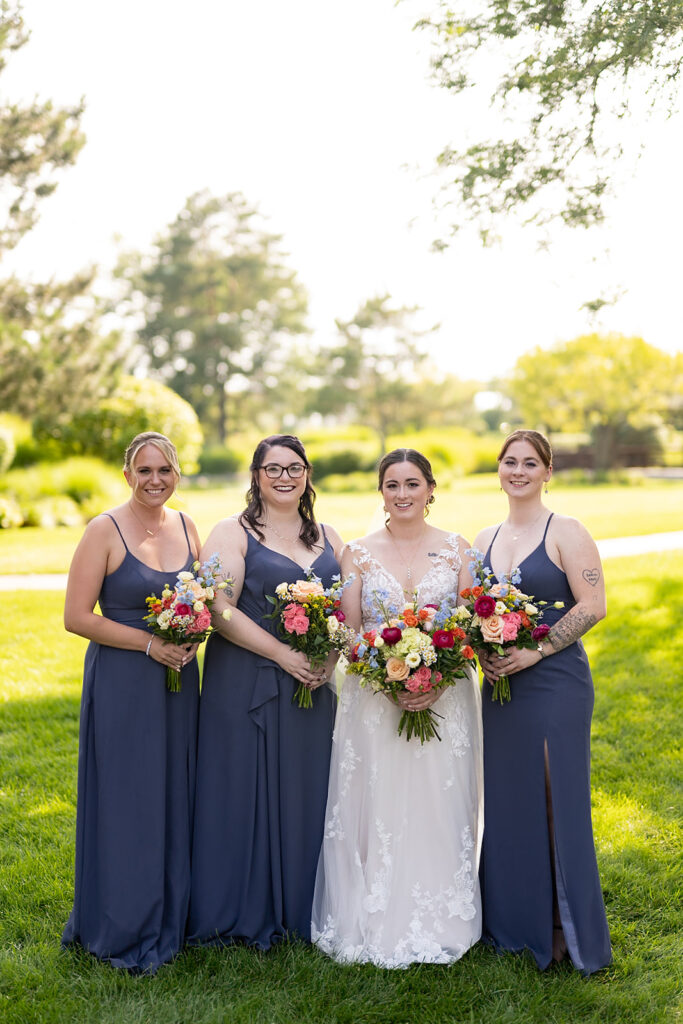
[[501, 612, 522, 642], [333, 609, 346, 622], [283, 603, 310, 635], [532, 624, 550, 640], [405, 666, 433, 693], [175, 603, 193, 617], [480, 614, 504, 643], [289, 580, 325, 601], [474, 595, 496, 618]]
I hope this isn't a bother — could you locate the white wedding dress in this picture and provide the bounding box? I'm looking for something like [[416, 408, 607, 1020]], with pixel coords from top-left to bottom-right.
[[312, 534, 483, 967]]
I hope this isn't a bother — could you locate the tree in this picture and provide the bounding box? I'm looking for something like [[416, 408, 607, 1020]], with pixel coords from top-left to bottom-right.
[[305, 295, 434, 456], [34, 376, 203, 473], [507, 333, 675, 468], [0, 2, 85, 255], [118, 190, 309, 443], [416, 0, 683, 241], [0, 272, 123, 427]]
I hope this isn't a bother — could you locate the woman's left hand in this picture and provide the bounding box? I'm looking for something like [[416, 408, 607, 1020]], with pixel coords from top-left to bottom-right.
[[396, 687, 442, 712], [480, 647, 543, 681], [306, 650, 338, 690]]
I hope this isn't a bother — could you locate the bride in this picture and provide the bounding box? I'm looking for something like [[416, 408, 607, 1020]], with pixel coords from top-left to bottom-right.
[[312, 449, 483, 966]]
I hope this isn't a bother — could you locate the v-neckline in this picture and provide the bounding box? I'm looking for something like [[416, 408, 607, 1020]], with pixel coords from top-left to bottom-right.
[[248, 532, 328, 574], [352, 538, 457, 597]]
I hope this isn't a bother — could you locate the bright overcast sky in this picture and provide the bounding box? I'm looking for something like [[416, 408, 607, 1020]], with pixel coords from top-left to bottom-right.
[[3, 0, 682, 381]]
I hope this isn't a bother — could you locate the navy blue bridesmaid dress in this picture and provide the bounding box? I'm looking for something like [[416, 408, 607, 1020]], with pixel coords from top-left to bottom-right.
[[62, 514, 199, 972], [187, 531, 338, 949], [480, 514, 611, 975]]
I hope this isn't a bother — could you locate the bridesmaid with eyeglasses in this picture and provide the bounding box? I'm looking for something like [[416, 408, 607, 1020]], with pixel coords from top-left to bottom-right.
[[187, 435, 343, 949]]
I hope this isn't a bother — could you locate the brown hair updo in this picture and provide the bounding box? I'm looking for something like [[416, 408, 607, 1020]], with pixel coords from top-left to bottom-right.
[[239, 434, 320, 549], [378, 448, 436, 518], [497, 429, 553, 469]]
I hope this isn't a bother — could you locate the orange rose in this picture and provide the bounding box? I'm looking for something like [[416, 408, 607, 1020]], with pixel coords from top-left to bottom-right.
[[385, 657, 410, 681], [289, 580, 325, 601], [519, 611, 531, 627], [480, 615, 505, 643], [460, 587, 472, 599], [453, 626, 466, 641], [471, 586, 484, 598], [462, 645, 475, 659], [418, 609, 430, 621], [402, 611, 419, 628]]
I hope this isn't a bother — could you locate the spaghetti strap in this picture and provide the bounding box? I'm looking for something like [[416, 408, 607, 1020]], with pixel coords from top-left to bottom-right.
[[541, 512, 555, 542], [104, 513, 129, 552], [179, 512, 192, 557], [485, 523, 504, 563]]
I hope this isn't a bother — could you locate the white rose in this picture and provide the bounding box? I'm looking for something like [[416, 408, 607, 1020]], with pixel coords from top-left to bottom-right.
[[177, 571, 194, 582], [204, 586, 215, 600], [524, 603, 538, 615], [193, 600, 204, 613], [326, 616, 340, 635], [373, 636, 385, 648]]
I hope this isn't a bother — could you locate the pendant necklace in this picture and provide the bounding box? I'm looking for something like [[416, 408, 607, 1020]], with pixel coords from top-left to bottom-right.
[[129, 503, 166, 537], [505, 509, 546, 542], [385, 522, 426, 593]]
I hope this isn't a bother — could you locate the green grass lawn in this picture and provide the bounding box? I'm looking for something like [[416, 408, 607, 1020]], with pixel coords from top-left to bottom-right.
[[1, 475, 683, 575], [1, 553, 681, 1024]]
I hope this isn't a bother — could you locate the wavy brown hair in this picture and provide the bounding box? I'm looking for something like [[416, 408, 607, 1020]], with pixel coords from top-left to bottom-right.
[[239, 434, 320, 549]]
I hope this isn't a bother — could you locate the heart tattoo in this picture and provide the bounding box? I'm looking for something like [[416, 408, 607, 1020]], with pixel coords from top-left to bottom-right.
[[582, 568, 600, 586]]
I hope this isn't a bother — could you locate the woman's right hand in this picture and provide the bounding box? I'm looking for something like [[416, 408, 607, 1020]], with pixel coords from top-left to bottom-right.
[[276, 647, 325, 686], [148, 636, 189, 672]]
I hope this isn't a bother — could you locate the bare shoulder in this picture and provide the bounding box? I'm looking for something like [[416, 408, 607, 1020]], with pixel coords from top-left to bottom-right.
[[472, 523, 499, 552], [204, 514, 248, 554], [550, 513, 595, 545], [321, 522, 344, 550]]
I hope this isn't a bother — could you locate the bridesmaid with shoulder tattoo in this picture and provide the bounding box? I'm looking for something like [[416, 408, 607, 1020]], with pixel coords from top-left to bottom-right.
[[474, 429, 611, 976]]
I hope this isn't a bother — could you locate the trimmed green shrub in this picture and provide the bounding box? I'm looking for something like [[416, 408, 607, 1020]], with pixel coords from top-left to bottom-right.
[[0, 457, 127, 526], [32, 376, 203, 473], [310, 448, 376, 480], [0, 425, 15, 474], [22, 495, 84, 528], [198, 445, 243, 475], [320, 471, 377, 493], [0, 495, 23, 528]]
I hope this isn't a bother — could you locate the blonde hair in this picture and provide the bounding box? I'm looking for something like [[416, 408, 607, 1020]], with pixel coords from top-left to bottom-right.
[[498, 429, 552, 469], [123, 432, 181, 486]]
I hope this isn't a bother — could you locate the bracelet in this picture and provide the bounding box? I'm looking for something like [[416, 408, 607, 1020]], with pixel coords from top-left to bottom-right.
[[145, 637, 153, 657]]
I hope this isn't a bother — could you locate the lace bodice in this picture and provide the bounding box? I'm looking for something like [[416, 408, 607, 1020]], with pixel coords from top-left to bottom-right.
[[347, 534, 463, 628]]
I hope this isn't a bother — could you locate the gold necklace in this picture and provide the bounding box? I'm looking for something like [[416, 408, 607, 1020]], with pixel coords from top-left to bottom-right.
[[505, 510, 546, 542], [385, 523, 426, 592], [265, 518, 301, 544], [129, 502, 166, 537]]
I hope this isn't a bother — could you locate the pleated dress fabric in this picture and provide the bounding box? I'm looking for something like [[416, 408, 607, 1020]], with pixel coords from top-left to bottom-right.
[[187, 531, 338, 949], [62, 514, 199, 973], [480, 514, 611, 975]]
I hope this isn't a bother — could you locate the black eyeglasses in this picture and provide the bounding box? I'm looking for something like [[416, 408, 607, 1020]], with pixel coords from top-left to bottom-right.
[[259, 463, 307, 479]]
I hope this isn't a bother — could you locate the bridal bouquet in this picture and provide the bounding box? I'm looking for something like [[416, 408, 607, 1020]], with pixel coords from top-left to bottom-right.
[[461, 548, 563, 704], [345, 591, 475, 743], [265, 570, 355, 708], [143, 553, 233, 692]]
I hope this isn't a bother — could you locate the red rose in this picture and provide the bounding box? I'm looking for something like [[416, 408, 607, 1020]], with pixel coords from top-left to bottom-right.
[[432, 629, 455, 649], [474, 595, 496, 618], [333, 609, 346, 622], [532, 624, 550, 640], [381, 626, 402, 645], [175, 603, 193, 616]]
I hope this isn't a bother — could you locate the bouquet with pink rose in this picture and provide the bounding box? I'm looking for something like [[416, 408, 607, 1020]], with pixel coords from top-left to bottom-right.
[[461, 549, 562, 704], [265, 570, 355, 708], [343, 591, 475, 743], [143, 552, 233, 692]]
